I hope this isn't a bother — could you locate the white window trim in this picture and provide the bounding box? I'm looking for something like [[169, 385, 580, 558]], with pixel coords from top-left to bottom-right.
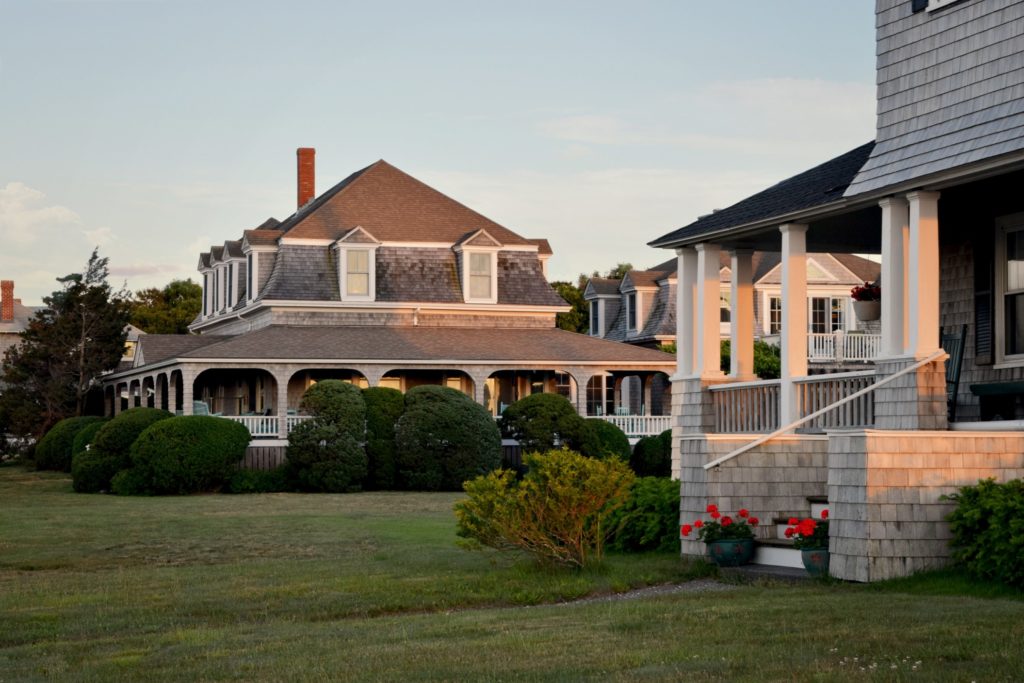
[[993, 212, 1024, 368], [625, 290, 641, 333], [457, 247, 499, 304], [926, 0, 961, 12], [590, 299, 603, 337], [336, 245, 378, 302]]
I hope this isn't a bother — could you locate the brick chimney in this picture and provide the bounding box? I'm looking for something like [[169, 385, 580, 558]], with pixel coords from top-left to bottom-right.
[[297, 147, 316, 208], [1, 280, 13, 322]]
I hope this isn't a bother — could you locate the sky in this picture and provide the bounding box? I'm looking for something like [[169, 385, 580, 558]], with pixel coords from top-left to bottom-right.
[[0, 0, 877, 305]]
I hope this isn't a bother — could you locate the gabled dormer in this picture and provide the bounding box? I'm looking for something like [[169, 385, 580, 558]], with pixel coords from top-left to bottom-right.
[[583, 278, 622, 338], [240, 224, 281, 305], [620, 271, 659, 337], [197, 252, 213, 320], [333, 226, 381, 301], [453, 229, 502, 304]]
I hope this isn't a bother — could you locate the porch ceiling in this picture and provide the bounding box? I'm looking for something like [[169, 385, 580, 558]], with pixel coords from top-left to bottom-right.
[[709, 205, 882, 256]]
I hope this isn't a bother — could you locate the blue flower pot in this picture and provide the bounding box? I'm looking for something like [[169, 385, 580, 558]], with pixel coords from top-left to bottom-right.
[[706, 538, 755, 567], [801, 548, 830, 577]]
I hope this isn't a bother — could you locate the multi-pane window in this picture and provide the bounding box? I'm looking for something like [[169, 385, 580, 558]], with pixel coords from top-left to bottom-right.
[[769, 296, 782, 334], [227, 264, 233, 307], [1004, 230, 1024, 355], [346, 249, 370, 296], [213, 270, 219, 313], [469, 252, 492, 299], [590, 301, 600, 335], [247, 253, 254, 300], [810, 297, 845, 333], [203, 273, 209, 316], [627, 293, 637, 330]]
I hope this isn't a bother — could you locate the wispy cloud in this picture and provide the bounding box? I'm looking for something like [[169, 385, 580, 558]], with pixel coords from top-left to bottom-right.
[[0, 182, 81, 247], [108, 263, 180, 278]]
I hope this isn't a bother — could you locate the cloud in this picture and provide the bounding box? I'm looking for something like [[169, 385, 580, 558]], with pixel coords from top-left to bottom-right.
[[108, 263, 180, 277], [0, 182, 81, 247], [83, 226, 114, 246]]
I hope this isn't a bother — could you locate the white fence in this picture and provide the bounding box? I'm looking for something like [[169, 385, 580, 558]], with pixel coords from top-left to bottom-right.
[[710, 379, 782, 433], [600, 414, 672, 438], [807, 332, 881, 363], [223, 414, 313, 439]]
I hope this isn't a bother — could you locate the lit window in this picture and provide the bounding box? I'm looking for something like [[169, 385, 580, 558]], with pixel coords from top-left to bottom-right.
[[347, 249, 370, 296], [1004, 229, 1024, 356], [769, 297, 782, 334], [469, 252, 492, 299]]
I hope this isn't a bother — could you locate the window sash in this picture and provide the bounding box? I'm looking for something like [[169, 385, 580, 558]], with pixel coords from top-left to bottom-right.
[[769, 297, 781, 334], [628, 293, 637, 329], [345, 249, 371, 296], [590, 301, 600, 334], [469, 253, 492, 299]]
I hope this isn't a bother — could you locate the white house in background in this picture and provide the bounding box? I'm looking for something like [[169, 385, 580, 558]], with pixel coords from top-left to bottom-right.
[[650, 0, 1024, 583]]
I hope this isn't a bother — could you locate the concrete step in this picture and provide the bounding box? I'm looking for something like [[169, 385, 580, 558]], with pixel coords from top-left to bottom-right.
[[807, 495, 829, 520], [752, 539, 803, 569]]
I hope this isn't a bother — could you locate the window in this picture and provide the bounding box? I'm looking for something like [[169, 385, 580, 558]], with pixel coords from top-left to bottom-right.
[[1004, 228, 1024, 356], [202, 273, 209, 317], [720, 292, 731, 323], [346, 249, 370, 296], [246, 253, 254, 301], [212, 270, 219, 314], [810, 297, 845, 334], [769, 296, 782, 334], [627, 293, 637, 330], [590, 300, 600, 335], [227, 263, 233, 307], [469, 252, 492, 299]]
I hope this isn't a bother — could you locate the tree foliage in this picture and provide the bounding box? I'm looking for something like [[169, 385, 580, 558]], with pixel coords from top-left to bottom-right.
[[130, 279, 202, 334], [551, 280, 588, 333], [500, 393, 585, 453], [0, 250, 131, 438]]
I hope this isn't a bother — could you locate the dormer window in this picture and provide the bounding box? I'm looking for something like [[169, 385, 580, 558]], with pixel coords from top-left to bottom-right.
[[590, 300, 601, 336], [454, 229, 501, 305], [469, 253, 492, 299], [345, 249, 371, 297], [627, 292, 637, 330]]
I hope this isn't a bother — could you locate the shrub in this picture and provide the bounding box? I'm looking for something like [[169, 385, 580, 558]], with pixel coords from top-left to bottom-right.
[[720, 339, 781, 380], [363, 386, 405, 490], [946, 478, 1024, 588], [299, 380, 366, 438], [116, 416, 251, 495], [578, 418, 631, 461], [72, 408, 173, 492], [286, 420, 368, 492], [630, 429, 672, 477], [455, 448, 636, 568], [500, 393, 585, 452], [395, 385, 501, 491], [227, 466, 290, 494], [34, 416, 106, 471], [606, 477, 680, 553], [71, 420, 107, 458]]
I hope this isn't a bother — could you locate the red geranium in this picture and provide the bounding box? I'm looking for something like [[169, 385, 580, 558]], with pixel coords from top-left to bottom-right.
[[694, 519, 703, 528], [821, 509, 829, 520], [748, 517, 759, 526], [710, 511, 721, 519], [680, 524, 693, 537], [721, 516, 733, 526], [738, 509, 749, 518], [786, 513, 829, 550], [686, 503, 758, 543], [707, 504, 718, 514]]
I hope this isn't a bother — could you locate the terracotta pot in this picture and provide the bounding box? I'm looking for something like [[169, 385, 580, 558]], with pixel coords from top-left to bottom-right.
[[853, 300, 881, 321], [706, 538, 755, 567]]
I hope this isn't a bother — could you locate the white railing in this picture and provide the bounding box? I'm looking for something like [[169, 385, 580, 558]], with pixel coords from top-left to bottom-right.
[[709, 379, 781, 434], [806, 331, 881, 363], [286, 415, 312, 434], [843, 333, 881, 362], [600, 414, 672, 438], [223, 415, 279, 438], [795, 371, 876, 430], [808, 334, 837, 362]]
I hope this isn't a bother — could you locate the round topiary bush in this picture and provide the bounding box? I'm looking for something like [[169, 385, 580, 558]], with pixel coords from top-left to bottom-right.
[[298, 380, 366, 438], [362, 386, 405, 490], [115, 416, 251, 495], [72, 407, 173, 493], [579, 418, 631, 461], [395, 385, 501, 491], [71, 420, 108, 459], [34, 416, 106, 471], [500, 393, 585, 453], [286, 420, 368, 492], [630, 428, 672, 477]]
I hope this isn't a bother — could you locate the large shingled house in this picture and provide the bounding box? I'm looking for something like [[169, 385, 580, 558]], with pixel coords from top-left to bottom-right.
[[102, 150, 675, 447]]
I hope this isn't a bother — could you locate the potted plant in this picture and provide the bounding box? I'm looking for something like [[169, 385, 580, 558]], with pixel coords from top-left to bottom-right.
[[851, 282, 881, 321], [681, 504, 759, 567], [785, 510, 830, 577]]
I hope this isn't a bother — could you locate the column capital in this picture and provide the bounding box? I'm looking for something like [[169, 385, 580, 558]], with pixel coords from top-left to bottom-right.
[[779, 223, 808, 235], [674, 246, 695, 256], [878, 195, 909, 210], [905, 190, 941, 203], [693, 242, 720, 254]]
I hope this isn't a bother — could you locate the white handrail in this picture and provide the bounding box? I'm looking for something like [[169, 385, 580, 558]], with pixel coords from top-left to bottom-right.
[[792, 370, 875, 384], [709, 378, 782, 391], [703, 350, 947, 470]]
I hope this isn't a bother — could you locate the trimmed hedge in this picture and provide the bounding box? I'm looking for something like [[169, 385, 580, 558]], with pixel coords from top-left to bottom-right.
[[227, 466, 290, 494], [72, 408, 173, 492], [35, 416, 106, 471], [363, 386, 405, 490], [579, 418, 631, 461], [298, 380, 366, 437], [114, 416, 251, 495], [500, 393, 585, 453], [946, 478, 1024, 587], [395, 385, 501, 491], [71, 420, 107, 459], [286, 420, 368, 493], [630, 429, 672, 477], [607, 476, 680, 553]]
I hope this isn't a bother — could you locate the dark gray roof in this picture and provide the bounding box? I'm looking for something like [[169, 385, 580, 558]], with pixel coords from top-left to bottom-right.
[[136, 334, 231, 365], [587, 278, 622, 296], [650, 141, 875, 248], [177, 325, 675, 364], [261, 245, 339, 301], [224, 240, 244, 259]]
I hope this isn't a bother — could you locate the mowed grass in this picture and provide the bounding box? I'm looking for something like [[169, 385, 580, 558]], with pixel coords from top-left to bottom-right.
[[2, 466, 1023, 681]]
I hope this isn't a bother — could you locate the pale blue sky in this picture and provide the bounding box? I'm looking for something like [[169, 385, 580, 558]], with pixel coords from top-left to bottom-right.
[[0, 0, 877, 304]]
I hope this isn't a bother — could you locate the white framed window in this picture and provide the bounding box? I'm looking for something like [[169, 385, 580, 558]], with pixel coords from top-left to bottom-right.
[[202, 272, 210, 317], [627, 292, 638, 331], [246, 253, 254, 302], [768, 296, 782, 334], [809, 297, 845, 334], [995, 213, 1024, 364], [461, 249, 498, 304], [338, 246, 376, 301], [590, 300, 601, 336], [227, 263, 234, 308]]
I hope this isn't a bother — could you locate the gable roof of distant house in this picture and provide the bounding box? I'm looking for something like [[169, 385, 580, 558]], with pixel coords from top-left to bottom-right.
[[649, 141, 875, 248]]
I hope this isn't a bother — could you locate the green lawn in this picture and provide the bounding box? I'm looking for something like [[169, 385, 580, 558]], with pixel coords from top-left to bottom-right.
[[1, 465, 1022, 681]]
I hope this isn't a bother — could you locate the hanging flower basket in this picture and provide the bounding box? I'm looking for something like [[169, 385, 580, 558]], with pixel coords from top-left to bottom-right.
[[853, 300, 881, 322]]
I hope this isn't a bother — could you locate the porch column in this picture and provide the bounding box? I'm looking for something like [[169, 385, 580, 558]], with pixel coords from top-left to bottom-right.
[[642, 375, 653, 415], [181, 374, 194, 416], [675, 247, 697, 378], [573, 369, 596, 417], [779, 223, 808, 425], [907, 191, 941, 357], [694, 243, 724, 379], [729, 248, 755, 379], [879, 196, 908, 358], [274, 369, 290, 439]]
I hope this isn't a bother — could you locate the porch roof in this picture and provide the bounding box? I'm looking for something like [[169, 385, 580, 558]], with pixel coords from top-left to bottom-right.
[[135, 334, 232, 365], [171, 325, 676, 365], [649, 141, 875, 249]]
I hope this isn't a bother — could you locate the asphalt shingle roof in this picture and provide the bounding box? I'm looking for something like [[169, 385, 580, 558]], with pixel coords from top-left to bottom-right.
[[136, 334, 231, 365]]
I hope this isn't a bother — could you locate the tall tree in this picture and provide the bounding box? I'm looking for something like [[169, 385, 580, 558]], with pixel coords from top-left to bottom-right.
[[130, 279, 202, 334], [605, 263, 633, 279], [0, 250, 131, 437], [551, 280, 588, 333]]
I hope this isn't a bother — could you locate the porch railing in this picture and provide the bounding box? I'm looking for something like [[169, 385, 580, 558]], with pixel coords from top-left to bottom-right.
[[807, 332, 881, 363], [286, 415, 312, 434], [600, 414, 672, 438], [794, 370, 875, 430], [224, 415, 280, 438], [710, 379, 782, 434]]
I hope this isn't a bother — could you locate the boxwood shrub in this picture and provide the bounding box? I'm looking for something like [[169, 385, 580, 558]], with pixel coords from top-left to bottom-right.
[[606, 476, 680, 553], [630, 428, 672, 477], [579, 418, 631, 461], [116, 416, 251, 495], [363, 386, 404, 490], [227, 466, 290, 494], [286, 420, 368, 493], [299, 380, 366, 438], [395, 385, 501, 491], [946, 478, 1024, 587], [72, 408, 173, 492], [72, 420, 108, 459], [500, 393, 585, 453], [34, 416, 106, 471]]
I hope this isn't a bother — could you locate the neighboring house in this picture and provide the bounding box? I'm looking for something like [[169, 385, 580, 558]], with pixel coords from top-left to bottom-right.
[[103, 150, 675, 447], [651, 0, 1024, 582], [0, 280, 39, 363]]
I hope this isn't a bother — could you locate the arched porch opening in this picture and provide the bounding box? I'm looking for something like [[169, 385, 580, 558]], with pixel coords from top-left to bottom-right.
[[486, 369, 577, 416], [586, 373, 614, 416], [142, 376, 155, 408], [155, 373, 169, 411], [116, 381, 129, 413], [193, 368, 279, 416], [104, 385, 116, 417], [379, 369, 475, 399], [287, 369, 369, 412], [128, 379, 142, 409], [169, 370, 184, 413], [604, 371, 671, 416]]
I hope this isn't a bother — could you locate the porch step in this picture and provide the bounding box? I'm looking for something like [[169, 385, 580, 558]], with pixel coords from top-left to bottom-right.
[[807, 496, 829, 520], [752, 539, 803, 569]]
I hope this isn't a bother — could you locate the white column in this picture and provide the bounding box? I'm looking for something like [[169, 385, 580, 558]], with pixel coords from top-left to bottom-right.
[[879, 196, 908, 358], [779, 223, 808, 425], [275, 371, 291, 438], [674, 247, 698, 378], [907, 191, 941, 358], [729, 249, 755, 379], [695, 243, 725, 379]]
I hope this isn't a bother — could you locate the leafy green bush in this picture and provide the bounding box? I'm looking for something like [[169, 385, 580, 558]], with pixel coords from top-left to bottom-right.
[[607, 477, 680, 553], [115, 416, 251, 495], [71, 420, 107, 459], [286, 420, 368, 492], [578, 418, 631, 461], [395, 385, 501, 491], [227, 466, 290, 494], [72, 408, 173, 493], [500, 393, 585, 452], [720, 339, 781, 380], [945, 478, 1024, 588], [34, 416, 106, 471], [363, 386, 404, 490], [299, 380, 366, 438], [630, 429, 672, 477], [455, 449, 636, 568]]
